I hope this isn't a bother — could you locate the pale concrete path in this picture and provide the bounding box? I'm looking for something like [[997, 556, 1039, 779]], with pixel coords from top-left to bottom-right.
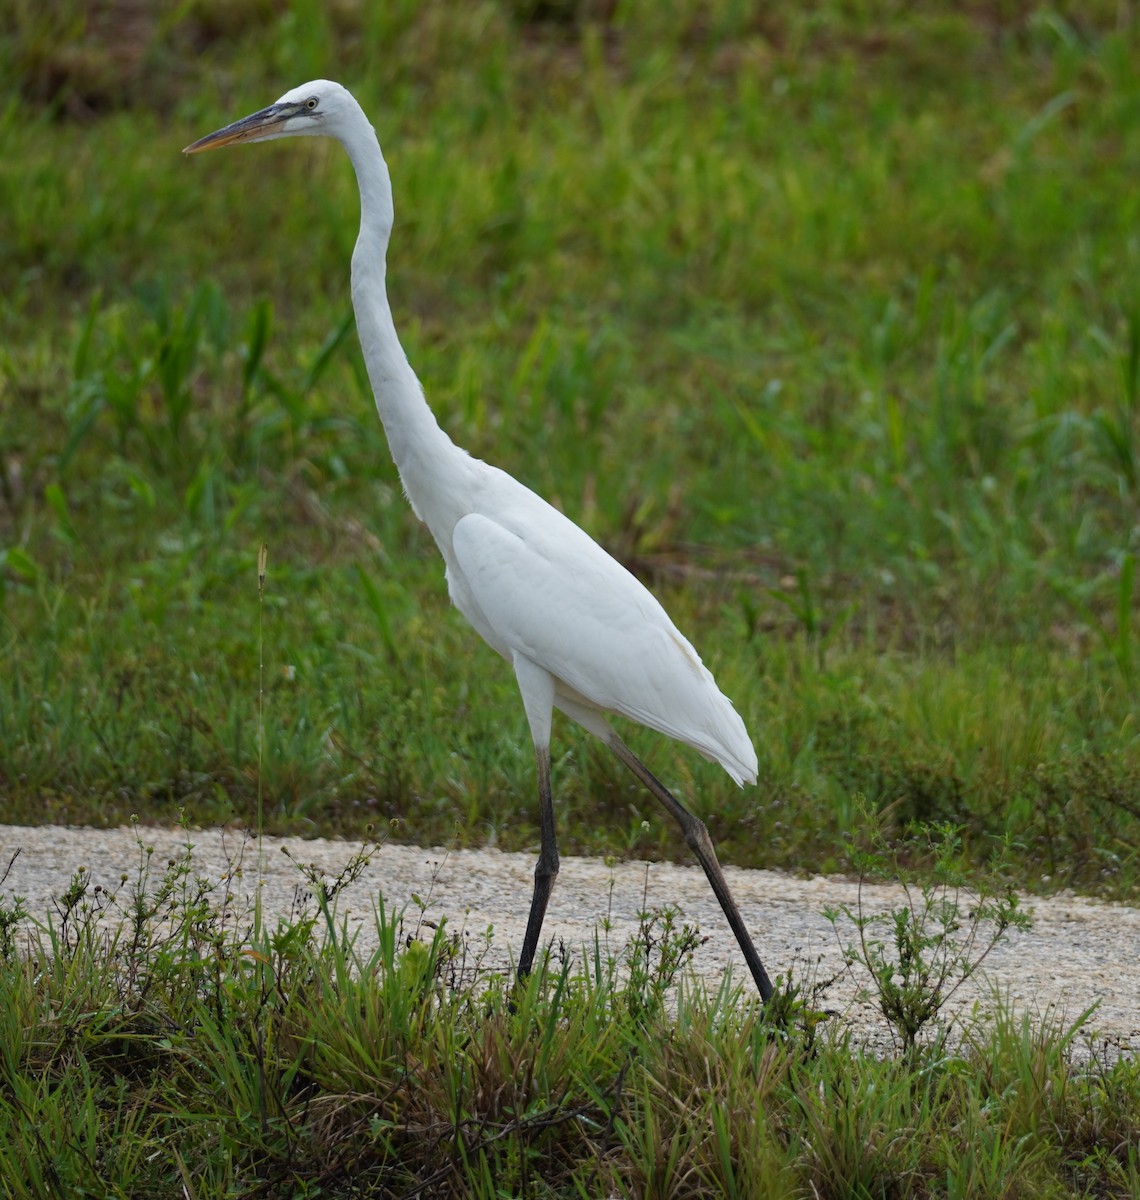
[[1, 823, 1135, 1057]]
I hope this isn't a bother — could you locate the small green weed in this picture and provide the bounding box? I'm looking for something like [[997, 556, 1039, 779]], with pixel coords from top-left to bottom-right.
[[827, 801, 1032, 1055]]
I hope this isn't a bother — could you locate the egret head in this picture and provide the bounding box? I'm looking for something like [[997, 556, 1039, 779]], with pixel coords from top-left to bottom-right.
[[183, 80, 356, 154]]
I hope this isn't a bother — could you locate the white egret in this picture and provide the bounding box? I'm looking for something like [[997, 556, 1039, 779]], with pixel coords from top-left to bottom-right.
[[185, 81, 774, 1001]]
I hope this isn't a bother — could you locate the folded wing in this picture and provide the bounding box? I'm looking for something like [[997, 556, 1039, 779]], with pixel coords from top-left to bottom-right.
[[451, 509, 757, 785]]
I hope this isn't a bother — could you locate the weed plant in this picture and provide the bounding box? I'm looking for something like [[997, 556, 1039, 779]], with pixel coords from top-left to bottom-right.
[[0, 1, 1139, 896], [827, 798, 1033, 1056]]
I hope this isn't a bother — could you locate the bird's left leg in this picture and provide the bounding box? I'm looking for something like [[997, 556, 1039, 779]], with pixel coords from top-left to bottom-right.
[[607, 734, 774, 1003], [512, 655, 559, 980]]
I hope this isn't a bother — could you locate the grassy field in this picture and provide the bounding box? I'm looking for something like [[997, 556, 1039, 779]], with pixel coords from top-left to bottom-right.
[[2, 2, 1140, 1194], [3, 1, 1138, 893]]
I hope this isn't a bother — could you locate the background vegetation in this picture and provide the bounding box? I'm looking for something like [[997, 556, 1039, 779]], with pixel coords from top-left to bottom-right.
[[2, 0, 1139, 898]]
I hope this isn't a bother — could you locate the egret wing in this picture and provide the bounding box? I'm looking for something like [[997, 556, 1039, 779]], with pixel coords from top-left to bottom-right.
[[451, 509, 755, 782]]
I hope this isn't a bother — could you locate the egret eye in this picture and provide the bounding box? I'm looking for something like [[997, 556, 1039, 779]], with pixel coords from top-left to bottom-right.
[[305, 97, 319, 110]]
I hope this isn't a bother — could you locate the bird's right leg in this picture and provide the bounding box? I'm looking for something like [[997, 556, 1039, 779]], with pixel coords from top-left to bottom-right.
[[607, 734, 775, 1003], [512, 655, 559, 980]]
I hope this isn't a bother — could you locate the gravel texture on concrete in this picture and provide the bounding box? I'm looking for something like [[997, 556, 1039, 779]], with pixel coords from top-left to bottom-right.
[[1, 822, 1135, 1058]]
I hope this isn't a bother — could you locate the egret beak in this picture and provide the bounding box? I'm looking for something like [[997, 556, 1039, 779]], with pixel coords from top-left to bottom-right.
[[183, 102, 300, 155]]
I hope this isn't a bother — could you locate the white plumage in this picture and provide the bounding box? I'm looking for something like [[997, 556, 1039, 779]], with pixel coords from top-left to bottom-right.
[[186, 80, 773, 1000]]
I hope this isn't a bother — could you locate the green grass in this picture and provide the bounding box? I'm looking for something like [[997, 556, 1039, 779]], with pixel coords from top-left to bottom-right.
[[0, 832, 1136, 1199], [1, 0, 1139, 895], [5, 7, 1140, 1191]]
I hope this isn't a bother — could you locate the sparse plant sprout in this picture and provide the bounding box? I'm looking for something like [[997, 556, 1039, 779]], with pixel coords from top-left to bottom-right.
[[759, 952, 848, 1050], [623, 904, 707, 1020], [279, 833, 387, 912], [0, 851, 27, 962], [828, 798, 1032, 1054]]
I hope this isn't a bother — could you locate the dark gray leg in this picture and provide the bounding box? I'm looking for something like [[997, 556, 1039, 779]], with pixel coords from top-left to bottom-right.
[[609, 735, 774, 1003], [517, 743, 559, 979]]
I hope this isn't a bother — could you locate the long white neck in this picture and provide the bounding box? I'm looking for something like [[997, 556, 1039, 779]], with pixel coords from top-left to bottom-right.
[[337, 107, 459, 525]]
